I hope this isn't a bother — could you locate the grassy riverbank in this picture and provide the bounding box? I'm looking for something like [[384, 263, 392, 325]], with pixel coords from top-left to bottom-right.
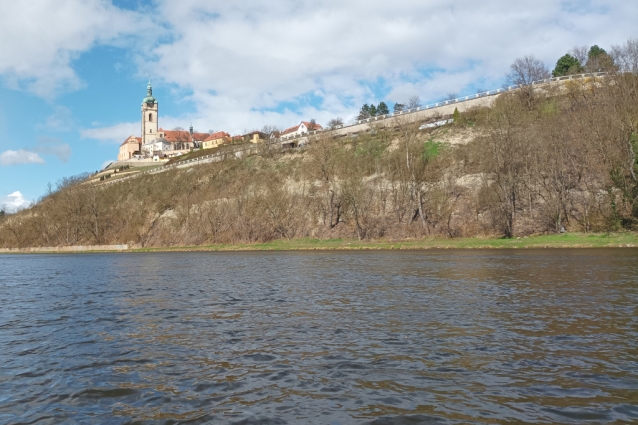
[[2, 233, 636, 254], [132, 233, 638, 252]]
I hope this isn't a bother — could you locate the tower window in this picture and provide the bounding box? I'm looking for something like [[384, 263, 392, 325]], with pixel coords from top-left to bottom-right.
[[150, 129, 153, 133], [149, 113, 153, 122]]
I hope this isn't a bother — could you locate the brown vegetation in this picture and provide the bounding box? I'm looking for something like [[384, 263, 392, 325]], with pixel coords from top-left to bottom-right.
[[2, 57, 637, 248]]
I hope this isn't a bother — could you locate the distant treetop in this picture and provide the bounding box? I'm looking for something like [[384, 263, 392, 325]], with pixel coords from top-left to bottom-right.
[[552, 53, 583, 77]]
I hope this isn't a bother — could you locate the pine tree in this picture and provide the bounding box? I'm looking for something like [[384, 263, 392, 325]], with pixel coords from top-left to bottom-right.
[[393, 103, 405, 113], [357, 104, 371, 120], [586, 45, 615, 72], [552, 54, 583, 77], [369, 104, 378, 117], [588, 45, 606, 59], [377, 102, 389, 115]]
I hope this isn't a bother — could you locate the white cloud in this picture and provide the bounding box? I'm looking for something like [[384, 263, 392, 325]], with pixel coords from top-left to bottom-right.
[[40, 106, 75, 132], [0, 0, 152, 98], [0, 191, 32, 213], [0, 137, 72, 165], [4, 0, 635, 136], [33, 136, 72, 163], [81, 122, 139, 144], [133, 0, 637, 132], [0, 150, 45, 166]]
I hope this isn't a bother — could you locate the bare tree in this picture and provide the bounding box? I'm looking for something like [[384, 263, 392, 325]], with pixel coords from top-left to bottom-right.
[[327, 117, 344, 129], [407, 96, 421, 109], [506, 55, 551, 110], [306, 134, 345, 230], [445, 93, 459, 101], [506, 55, 550, 87], [261, 125, 281, 138], [611, 38, 638, 74], [570, 46, 589, 67], [478, 96, 531, 237]]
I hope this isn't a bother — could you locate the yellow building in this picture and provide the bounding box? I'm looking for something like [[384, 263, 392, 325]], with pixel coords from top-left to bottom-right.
[[202, 131, 231, 149], [118, 135, 141, 161], [243, 131, 268, 143]]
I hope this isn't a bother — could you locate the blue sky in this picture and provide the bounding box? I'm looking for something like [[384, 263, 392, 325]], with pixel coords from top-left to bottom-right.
[[0, 0, 636, 211]]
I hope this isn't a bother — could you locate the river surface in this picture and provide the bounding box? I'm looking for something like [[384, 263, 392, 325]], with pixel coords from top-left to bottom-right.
[[1, 250, 637, 424]]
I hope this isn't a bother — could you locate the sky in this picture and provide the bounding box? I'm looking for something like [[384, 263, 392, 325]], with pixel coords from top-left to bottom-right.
[[0, 0, 637, 211]]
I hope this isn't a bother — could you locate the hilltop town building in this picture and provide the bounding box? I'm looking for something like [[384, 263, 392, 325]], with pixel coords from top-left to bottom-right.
[[137, 82, 211, 157], [140, 127, 209, 157], [118, 135, 142, 161], [243, 131, 268, 143], [280, 121, 323, 139], [202, 131, 231, 149], [117, 82, 326, 161], [141, 81, 158, 146]]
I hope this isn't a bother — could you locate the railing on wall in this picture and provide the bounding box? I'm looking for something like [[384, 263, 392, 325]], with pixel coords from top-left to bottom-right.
[[276, 71, 608, 138], [350, 72, 607, 126]]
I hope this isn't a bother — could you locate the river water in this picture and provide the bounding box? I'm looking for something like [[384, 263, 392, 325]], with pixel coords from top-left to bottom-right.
[[1, 250, 637, 424]]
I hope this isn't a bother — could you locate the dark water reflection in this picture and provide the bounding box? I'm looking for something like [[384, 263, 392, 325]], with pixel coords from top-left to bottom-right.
[[1, 249, 637, 424]]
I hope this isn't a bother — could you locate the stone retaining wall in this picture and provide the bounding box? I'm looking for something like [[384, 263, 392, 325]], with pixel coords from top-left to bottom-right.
[[0, 245, 129, 253]]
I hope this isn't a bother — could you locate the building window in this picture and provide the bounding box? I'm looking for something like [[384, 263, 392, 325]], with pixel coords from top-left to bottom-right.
[[150, 129, 152, 133], [149, 113, 153, 122]]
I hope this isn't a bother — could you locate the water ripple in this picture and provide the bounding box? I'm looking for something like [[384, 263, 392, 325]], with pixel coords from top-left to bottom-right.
[[0, 249, 637, 424]]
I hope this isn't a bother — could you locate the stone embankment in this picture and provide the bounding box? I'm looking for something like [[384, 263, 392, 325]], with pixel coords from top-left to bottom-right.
[[0, 245, 129, 254]]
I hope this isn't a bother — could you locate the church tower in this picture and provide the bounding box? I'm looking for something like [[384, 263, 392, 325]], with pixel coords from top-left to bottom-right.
[[141, 81, 158, 146]]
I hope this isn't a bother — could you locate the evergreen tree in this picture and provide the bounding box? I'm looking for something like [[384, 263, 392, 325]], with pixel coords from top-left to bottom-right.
[[586, 45, 615, 72], [369, 104, 378, 117], [377, 102, 389, 115], [552, 54, 583, 77], [357, 104, 371, 120], [588, 45, 606, 59]]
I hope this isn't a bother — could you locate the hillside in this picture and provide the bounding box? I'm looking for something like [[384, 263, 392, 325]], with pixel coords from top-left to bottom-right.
[[1, 73, 637, 248]]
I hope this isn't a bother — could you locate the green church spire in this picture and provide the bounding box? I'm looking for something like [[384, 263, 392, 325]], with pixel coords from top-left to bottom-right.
[[142, 80, 156, 105]]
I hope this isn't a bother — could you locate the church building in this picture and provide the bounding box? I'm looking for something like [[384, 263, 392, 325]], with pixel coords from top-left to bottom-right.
[[117, 82, 236, 160], [141, 80, 158, 145]]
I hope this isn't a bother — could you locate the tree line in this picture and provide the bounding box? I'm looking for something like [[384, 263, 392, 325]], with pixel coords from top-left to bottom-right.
[[356, 96, 422, 120], [552, 44, 617, 77]]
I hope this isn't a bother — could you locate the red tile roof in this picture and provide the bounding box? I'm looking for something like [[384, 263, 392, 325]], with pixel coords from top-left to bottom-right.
[[157, 128, 209, 142], [161, 130, 193, 143], [281, 125, 298, 135], [191, 132, 210, 141], [281, 121, 323, 135], [120, 135, 141, 147], [203, 131, 230, 142], [303, 121, 322, 131]]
